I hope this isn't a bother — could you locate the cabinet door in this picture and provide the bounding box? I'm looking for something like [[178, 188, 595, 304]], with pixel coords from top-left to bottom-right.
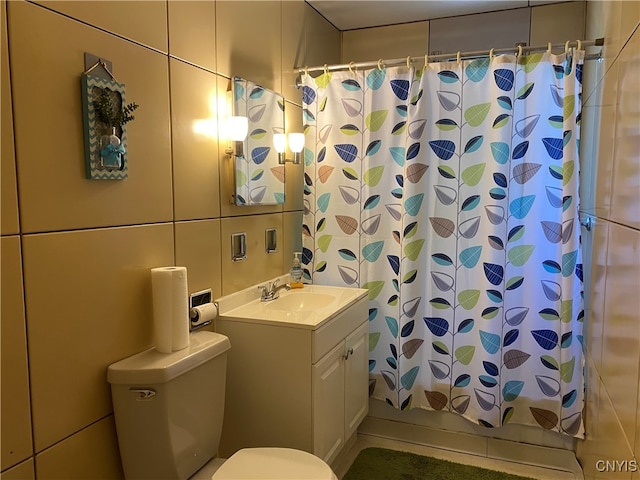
[[344, 321, 369, 440], [312, 341, 345, 464]]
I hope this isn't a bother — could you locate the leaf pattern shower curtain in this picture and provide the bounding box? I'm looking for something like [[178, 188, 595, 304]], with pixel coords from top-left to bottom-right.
[[301, 50, 585, 437]]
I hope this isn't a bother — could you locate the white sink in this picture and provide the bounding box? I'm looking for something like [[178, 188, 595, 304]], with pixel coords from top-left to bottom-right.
[[265, 292, 337, 312], [217, 283, 368, 329]]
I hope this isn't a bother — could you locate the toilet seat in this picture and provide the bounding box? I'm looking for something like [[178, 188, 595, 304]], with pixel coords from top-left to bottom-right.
[[211, 448, 337, 480]]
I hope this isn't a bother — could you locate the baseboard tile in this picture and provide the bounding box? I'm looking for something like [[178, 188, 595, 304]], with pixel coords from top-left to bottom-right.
[[330, 433, 359, 476]]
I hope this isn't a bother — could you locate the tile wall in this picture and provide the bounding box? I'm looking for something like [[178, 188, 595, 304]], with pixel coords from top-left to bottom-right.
[[0, 1, 339, 478], [576, 2, 640, 480], [342, 1, 586, 63]]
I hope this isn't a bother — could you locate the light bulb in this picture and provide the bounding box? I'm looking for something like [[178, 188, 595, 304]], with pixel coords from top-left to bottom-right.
[[288, 133, 305, 153], [228, 116, 248, 141], [273, 133, 287, 153]]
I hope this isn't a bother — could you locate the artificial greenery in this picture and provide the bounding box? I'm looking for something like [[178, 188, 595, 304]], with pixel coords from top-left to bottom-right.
[[93, 88, 139, 130]]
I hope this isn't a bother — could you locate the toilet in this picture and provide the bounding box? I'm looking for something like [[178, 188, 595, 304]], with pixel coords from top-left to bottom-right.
[[107, 331, 337, 480]]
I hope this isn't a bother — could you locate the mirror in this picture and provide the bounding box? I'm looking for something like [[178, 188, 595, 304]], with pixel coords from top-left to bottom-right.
[[230, 76, 285, 206]]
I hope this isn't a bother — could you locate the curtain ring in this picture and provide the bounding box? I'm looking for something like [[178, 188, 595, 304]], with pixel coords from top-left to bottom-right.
[[489, 48, 494, 61], [377, 59, 384, 70], [406, 56, 412, 69], [323, 64, 328, 75], [422, 54, 428, 73], [304, 66, 309, 78], [577, 40, 582, 51], [456, 51, 461, 63], [565, 40, 570, 53], [348, 61, 356, 74], [517, 44, 523, 57], [547, 42, 552, 54]]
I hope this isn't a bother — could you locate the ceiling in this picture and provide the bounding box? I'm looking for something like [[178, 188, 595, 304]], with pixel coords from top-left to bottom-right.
[[306, 1, 578, 31]]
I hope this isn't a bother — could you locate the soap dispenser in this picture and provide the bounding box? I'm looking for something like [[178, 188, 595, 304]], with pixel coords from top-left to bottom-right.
[[290, 252, 303, 287]]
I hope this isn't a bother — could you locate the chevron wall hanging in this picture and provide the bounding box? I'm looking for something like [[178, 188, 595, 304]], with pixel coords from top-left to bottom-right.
[[81, 68, 136, 180]]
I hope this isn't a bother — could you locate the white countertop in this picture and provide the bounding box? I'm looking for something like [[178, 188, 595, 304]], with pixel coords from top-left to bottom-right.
[[216, 280, 368, 330]]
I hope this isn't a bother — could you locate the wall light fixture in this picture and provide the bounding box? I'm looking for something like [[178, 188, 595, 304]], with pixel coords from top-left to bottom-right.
[[226, 115, 249, 157], [273, 132, 304, 164]]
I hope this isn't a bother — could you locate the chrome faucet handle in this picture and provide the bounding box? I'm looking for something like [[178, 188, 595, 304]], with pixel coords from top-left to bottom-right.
[[270, 279, 280, 292], [257, 285, 269, 300]]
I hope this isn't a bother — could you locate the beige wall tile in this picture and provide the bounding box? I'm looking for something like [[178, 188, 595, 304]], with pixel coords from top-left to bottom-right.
[[220, 214, 284, 295], [171, 59, 221, 221], [530, 2, 585, 47], [283, 211, 303, 275], [585, 218, 609, 371], [636, 367, 640, 462], [1, 236, 33, 470], [22, 224, 174, 451], [216, 1, 282, 92], [599, 0, 623, 78], [487, 437, 573, 471], [579, 105, 598, 213], [217, 76, 283, 218], [31, 0, 168, 52], [304, 3, 341, 70], [1, 1, 18, 235], [594, 103, 617, 218], [429, 9, 530, 54], [1, 458, 35, 480], [360, 412, 488, 457], [284, 101, 304, 213], [175, 219, 223, 300], [35, 416, 123, 480], [610, 31, 640, 229], [342, 22, 429, 64], [576, 353, 601, 479], [168, 0, 216, 71], [582, 59, 604, 107], [9, 1, 172, 233], [578, 2, 640, 473], [600, 49, 621, 108], [620, 1, 640, 48], [282, 0, 306, 102], [600, 223, 640, 446], [637, 360, 640, 462], [586, 0, 605, 40], [590, 384, 635, 480]]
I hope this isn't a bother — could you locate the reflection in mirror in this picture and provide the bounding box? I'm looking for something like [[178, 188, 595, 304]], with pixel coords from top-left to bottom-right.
[[231, 77, 285, 206]]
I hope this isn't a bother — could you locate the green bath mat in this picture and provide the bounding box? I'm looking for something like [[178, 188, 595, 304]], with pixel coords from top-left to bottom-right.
[[343, 447, 538, 480]]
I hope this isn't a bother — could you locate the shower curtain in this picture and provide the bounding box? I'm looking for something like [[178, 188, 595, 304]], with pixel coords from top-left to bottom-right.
[[301, 50, 585, 437]]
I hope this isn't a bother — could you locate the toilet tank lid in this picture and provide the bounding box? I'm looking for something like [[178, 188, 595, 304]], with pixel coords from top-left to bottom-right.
[[107, 331, 230, 385]]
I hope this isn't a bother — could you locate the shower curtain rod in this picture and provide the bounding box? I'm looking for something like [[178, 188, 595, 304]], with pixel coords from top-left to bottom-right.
[[296, 37, 604, 77]]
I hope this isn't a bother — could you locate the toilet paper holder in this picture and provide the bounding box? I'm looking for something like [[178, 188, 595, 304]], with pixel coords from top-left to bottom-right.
[[189, 288, 217, 331]]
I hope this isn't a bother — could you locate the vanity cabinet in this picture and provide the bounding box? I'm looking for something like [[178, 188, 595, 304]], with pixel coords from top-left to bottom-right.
[[313, 321, 368, 463], [215, 293, 368, 466]]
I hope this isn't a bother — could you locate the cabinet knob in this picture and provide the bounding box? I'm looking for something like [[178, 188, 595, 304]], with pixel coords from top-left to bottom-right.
[[343, 347, 354, 360]]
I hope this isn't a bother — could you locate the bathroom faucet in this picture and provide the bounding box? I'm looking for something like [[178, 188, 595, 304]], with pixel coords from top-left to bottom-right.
[[258, 279, 291, 301]]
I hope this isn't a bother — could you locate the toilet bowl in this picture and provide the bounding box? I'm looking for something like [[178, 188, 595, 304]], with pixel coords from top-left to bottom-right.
[[211, 448, 338, 480], [108, 331, 337, 480]]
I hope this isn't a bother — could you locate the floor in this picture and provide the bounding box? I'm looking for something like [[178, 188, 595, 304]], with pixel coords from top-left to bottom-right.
[[191, 457, 226, 479], [332, 433, 580, 480], [191, 433, 580, 479]]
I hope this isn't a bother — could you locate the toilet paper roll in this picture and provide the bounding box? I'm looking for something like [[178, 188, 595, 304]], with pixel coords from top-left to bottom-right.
[[151, 266, 190, 353], [190, 302, 218, 328]]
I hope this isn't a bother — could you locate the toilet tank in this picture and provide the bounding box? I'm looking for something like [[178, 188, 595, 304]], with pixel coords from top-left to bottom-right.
[[107, 331, 231, 480]]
